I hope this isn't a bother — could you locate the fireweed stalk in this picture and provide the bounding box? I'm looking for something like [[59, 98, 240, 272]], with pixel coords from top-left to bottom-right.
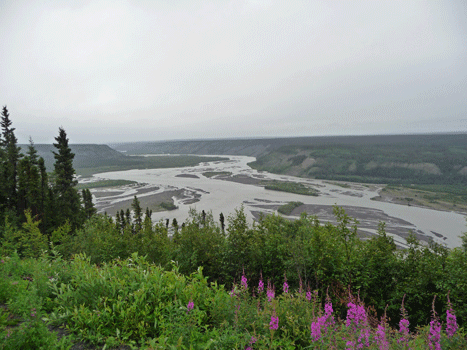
[[283, 273, 289, 294], [375, 308, 390, 350], [266, 280, 275, 302], [241, 269, 248, 290], [310, 295, 335, 342], [446, 291, 458, 338], [345, 296, 370, 349], [428, 296, 441, 350], [258, 272, 264, 293], [398, 295, 410, 348]]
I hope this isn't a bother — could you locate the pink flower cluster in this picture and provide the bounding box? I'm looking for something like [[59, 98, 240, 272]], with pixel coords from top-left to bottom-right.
[[241, 272, 248, 290], [346, 302, 367, 329], [310, 300, 335, 342], [187, 300, 194, 312], [346, 300, 370, 348], [258, 275, 264, 293], [375, 324, 389, 350], [270, 313, 279, 330], [428, 317, 441, 350], [266, 280, 275, 302], [245, 335, 257, 350]]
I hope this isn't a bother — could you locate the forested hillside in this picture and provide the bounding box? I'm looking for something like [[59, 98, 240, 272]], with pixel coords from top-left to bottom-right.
[[249, 141, 467, 185]]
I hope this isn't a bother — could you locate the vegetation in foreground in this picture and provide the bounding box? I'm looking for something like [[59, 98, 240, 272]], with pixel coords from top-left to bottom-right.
[[1, 206, 466, 348]]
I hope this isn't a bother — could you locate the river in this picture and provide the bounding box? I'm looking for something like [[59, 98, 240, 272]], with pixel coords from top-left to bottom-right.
[[94, 155, 466, 248]]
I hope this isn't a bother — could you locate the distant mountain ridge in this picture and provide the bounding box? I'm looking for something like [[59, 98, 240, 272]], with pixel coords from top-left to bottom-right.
[[18, 144, 126, 171], [109, 134, 467, 157], [111, 134, 467, 186]]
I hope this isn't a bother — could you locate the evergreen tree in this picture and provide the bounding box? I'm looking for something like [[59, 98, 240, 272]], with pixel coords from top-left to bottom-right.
[[144, 208, 152, 224], [1, 106, 21, 213], [131, 196, 143, 233], [120, 209, 126, 229], [52, 127, 81, 229], [17, 138, 41, 219], [82, 189, 96, 220], [172, 218, 178, 233], [219, 212, 225, 232], [37, 157, 50, 233], [125, 209, 131, 230]]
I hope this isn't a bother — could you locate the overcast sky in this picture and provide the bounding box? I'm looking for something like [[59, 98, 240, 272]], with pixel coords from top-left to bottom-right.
[[1, 0, 466, 144]]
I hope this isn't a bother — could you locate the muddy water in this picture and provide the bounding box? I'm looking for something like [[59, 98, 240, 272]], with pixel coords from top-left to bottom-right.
[[95, 155, 466, 248]]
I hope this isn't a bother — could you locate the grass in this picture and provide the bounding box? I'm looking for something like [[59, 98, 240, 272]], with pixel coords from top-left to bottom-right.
[[277, 201, 304, 215], [76, 179, 137, 190], [263, 180, 319, 196]]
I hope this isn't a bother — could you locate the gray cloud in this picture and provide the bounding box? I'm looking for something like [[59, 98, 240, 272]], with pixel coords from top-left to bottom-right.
[[1, 0, 466, 143]]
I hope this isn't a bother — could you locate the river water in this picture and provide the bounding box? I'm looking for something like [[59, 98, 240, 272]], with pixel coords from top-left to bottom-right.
[[95, 155, 466, 248]]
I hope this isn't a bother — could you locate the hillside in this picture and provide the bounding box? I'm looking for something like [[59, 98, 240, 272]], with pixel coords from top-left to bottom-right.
[[248, 137, 467, 186], [24, 144, 127, 171], [20, 144, 227, 176]]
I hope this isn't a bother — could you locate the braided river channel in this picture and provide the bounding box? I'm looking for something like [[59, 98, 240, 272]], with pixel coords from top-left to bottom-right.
[[92, 155, 466, 249]]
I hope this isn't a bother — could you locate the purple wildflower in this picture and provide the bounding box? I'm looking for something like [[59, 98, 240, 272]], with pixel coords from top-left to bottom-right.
[[446, 292, 458, 338], [311, 298, 335, 341], [428, 318, 441, 350], [258, 272, 264, 293], [345, 302, 367, 329], [375, 324, 389, 350], [187, 300, 194, 312], [250, 336, 257, 345], [397, 295, 410, 346], [346, 340, 355, 350], [446, 308, 458, 338], [30, 308, 36, 317], [306, 290, 312, 301], [241, 270, 248, 290], [283, 273, 289, 294], [230, 285, 237, 297], [283, 281, 289, 294], [270, 312, 279, 330], [266, 280, 275, 302], [311, 319, 322, 341], [398, 318, 410, 346], [428, 297, 441, 350], [0, 259, 4, 264]]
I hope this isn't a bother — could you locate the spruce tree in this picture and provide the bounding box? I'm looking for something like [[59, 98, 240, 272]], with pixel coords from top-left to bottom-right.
[[52, 127, 81, 229], [219, 212, 225, 232], [131, 195, 143, 233], [82, 189, 96, 220], [17, 138, 41, 219], [1, 106, 21, 213]]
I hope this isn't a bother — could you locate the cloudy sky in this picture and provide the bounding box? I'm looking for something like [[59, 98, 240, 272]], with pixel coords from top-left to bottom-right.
[[1, 0, 466, 144]]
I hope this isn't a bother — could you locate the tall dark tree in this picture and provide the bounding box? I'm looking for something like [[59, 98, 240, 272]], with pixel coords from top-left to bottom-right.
[[131, 196, 143, 233], [219, 212, 225, 232], [17, 138, 41, 218], [52, 127, 81, 229], [82, 189, 96, 220], [1, 106, 21, 213]]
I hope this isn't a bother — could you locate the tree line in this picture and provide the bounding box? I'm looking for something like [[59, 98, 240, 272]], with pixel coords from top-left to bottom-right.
[[0, 106, 95, 247]]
